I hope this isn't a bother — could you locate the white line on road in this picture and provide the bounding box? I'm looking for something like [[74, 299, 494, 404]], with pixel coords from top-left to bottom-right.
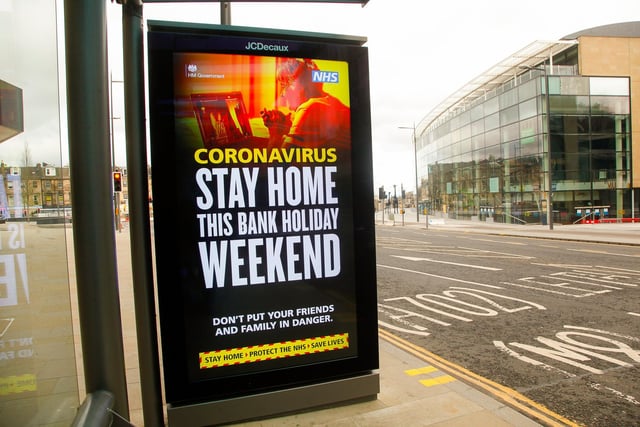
[[465, 237, 527, 246], [628, 312, 640, 317], [377, 264, 503, 288], [567, 248, 640, 258], [458, 246, 534, 259], [391, 255, 502, 271], [595, 265, 640, 275]]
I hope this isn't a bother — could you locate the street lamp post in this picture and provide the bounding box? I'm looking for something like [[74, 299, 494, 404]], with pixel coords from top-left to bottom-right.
[[393, 184, 397, 213], [520, 65, 553, 230], [398, 124, 419, 223]]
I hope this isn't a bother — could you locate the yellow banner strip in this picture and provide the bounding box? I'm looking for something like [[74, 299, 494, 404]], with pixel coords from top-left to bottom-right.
[[199, 333, 349, 369]]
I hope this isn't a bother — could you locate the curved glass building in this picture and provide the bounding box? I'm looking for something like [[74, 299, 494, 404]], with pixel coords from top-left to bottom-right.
[[417, 22, 639, 224]]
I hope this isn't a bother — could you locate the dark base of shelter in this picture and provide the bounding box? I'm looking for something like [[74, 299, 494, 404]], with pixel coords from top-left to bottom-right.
[[167, 372, 379, 426]]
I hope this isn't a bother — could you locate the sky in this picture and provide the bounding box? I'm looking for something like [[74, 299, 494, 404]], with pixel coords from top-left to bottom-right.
[[2, 1, 638, 196], [0, 0, 61, 167], [107, 0, 639, 195]]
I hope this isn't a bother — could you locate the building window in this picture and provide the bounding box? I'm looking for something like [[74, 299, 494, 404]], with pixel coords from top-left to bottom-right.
[[589, 77, 629, 96], [590, 96, 630, 115], [519, 98, 538, 120], [499, 88, 518, 108], [550, 95, 590, 114]]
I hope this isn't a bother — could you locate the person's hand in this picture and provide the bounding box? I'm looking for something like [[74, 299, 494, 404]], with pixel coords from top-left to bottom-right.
[[261, 108, 292, 137]]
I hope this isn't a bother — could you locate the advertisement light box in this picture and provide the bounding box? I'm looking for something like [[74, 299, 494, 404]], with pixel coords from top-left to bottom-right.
[[147, 21, 378, 409]]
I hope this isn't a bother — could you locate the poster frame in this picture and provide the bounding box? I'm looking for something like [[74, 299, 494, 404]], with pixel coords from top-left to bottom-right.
[[146, 21, 378, 419]]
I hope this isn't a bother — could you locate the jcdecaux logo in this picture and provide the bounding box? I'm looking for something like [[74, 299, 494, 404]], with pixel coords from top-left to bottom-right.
[[244, 41, 289, 52]]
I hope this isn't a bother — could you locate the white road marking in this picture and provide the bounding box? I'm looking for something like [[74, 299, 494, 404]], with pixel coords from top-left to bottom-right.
[[456, 246, 534, 259], [377, 236, 533, 259], [595, 265, 640, 275], [392, 255, 502, 271], [567, 248, 640, 258], [465, 237, 527, 246], [377, 264, 503, 288]]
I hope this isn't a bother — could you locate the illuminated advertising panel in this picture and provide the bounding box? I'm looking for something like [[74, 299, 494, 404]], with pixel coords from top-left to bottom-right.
[[147, 22, 377, 406]]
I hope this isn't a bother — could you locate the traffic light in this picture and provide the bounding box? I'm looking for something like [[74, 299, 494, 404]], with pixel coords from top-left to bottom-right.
[[113, 171, 122, 192], [378, 186, 385, 200]]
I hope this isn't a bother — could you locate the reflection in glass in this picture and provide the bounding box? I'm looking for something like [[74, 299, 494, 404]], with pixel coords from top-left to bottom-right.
[[590, 96, 630, 115], [419, 73, 631, 223], [549, 95, 590, 114], [550, 115, 589, 134], [589, 76, 630, 96], [0, 1, 78, 425]]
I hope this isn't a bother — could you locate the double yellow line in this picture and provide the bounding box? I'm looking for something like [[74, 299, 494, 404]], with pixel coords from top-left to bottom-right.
[[378, 328, 581, 427]]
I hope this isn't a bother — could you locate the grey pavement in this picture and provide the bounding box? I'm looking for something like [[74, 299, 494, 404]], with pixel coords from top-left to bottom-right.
[[233, 334, 545, 427], [112, 209, 640, 426], [377, 208, 640, 246]]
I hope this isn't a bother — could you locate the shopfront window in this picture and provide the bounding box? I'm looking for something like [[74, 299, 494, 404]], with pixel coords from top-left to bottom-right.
[[0, 1, 78, 425]]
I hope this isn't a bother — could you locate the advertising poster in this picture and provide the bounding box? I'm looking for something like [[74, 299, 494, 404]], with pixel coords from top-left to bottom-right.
[[148, 23, 377, 405]]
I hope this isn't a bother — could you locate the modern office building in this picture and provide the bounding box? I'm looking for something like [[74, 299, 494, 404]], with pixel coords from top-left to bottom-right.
[[416, 22, 639, 224]]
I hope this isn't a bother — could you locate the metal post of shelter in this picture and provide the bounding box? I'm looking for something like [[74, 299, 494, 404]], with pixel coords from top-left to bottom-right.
[[64, 0, 129, 418], [221, 1, 231, 24], [121, 1, 166, 426]]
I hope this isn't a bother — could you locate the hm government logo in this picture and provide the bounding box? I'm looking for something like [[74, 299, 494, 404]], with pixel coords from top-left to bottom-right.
[[186, 64, 198, 78], [186, 64, 224, 79], [244, 41, 290, 52]]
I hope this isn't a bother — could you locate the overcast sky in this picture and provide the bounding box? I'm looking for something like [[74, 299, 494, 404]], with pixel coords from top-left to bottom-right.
[[105, 0, 638, 195], [1, 1, 637, 192]]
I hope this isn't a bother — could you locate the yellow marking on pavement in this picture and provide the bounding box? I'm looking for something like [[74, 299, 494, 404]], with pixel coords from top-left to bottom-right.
[[406, 365, 457, 387], [420, 375, 457, 387], [405, 366, 438, 376], [379, 328, 580, 427]]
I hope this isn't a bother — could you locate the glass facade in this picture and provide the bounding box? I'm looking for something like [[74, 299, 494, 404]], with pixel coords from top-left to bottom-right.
[[0, 1, 79, 425], [419, 68, 631, 224]]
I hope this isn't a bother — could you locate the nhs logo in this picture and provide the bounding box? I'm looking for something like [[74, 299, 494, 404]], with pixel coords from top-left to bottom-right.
[[312, 70, 339, 83]]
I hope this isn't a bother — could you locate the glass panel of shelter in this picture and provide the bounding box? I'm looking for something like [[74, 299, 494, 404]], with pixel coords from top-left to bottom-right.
[[0, 2, 79, 426]]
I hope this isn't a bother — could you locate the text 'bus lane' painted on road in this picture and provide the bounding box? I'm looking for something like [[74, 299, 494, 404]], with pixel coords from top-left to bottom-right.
[[377, 261, 640, 421], [501, 264, 639, 298], [495, 325, 640, 407], [378, 263, 639, 336]]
